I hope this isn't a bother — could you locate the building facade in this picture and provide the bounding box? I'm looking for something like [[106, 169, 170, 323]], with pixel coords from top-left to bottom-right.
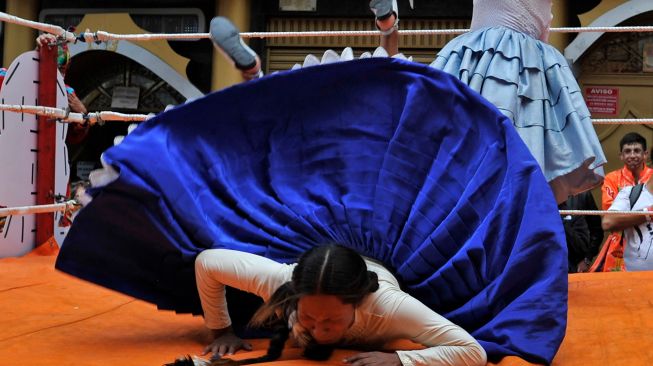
[[564, 0, 653, 176]]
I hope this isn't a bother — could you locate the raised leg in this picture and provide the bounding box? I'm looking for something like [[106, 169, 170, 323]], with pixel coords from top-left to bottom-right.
[[369, 0, 399, 56], [210, 16, 262, 80]]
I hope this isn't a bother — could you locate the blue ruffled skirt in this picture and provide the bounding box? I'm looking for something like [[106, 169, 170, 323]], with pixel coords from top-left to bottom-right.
[[431, 26, 606, 203]]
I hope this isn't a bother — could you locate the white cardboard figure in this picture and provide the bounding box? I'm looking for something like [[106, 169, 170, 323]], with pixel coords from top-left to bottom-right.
[[0, 50, 70, 257]]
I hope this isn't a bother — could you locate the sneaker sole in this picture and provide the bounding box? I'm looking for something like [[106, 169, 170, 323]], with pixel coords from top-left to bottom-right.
[[369, 0, 394, 19], [210, 16, 257, 70]]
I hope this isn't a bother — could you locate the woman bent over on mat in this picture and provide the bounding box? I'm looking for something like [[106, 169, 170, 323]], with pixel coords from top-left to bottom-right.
[[193, 244, 486, 366]]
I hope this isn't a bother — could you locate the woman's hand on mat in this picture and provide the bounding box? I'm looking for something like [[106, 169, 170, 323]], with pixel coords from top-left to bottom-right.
[[203, 326, 253, 358], [344, 351, 402, 365]]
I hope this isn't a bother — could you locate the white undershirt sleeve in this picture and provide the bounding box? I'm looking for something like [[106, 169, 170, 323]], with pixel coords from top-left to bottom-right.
[[194, 248, 294, 330], [390, 292, 487, 366], [608, 186, 632, 211]]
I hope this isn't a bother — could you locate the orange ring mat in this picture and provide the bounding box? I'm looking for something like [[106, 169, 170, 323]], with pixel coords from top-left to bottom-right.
[[3, 249, 652, 365]]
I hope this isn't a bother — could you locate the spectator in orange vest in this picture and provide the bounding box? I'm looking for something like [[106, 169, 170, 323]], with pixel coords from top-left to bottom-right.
[[592, 132, 653, 271], [602, 133, 653, 210]]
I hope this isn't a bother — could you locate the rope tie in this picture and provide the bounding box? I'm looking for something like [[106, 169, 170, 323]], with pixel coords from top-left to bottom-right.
[[94, 112, 104, 126]]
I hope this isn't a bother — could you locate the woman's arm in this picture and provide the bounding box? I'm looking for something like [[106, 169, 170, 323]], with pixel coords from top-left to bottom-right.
[[194, 249, 294, 334], [381, 291, 487, 366]]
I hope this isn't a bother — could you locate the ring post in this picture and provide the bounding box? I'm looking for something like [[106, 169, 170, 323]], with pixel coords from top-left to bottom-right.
[[35, 44, 57, 247]]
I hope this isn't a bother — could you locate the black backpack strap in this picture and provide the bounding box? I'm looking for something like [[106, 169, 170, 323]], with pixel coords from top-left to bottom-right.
[[629, 183, 645, 209], [628, 183, 647, 251]]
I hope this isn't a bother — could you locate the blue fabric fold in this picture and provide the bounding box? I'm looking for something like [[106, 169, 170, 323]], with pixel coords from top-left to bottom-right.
[[56, 58, 567, 364]]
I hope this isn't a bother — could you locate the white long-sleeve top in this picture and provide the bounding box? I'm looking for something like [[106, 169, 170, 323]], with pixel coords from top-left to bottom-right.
[[195, 249, 487, 366], [470, 0, 553, 41]]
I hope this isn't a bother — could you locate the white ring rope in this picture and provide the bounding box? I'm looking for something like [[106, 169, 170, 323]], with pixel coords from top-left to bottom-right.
[[241, 26, 653, 39], [550, 26, 653, 34], [80, 31, 210, 42], [0, 201, 78, 217], [0, 12, 76, 43], [49, 26, 653, 41], [592, 119, 653, 125], [2, 12, 653, 42], [560, 210, 652, 216], [0, 204, 647, 217], [0, 104, 149, 124], [1, 103, 652, 126]]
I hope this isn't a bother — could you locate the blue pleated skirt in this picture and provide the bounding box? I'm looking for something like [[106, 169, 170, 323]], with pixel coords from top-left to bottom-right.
[[431, 26, 606, 203], [56, 59, 567, 363]]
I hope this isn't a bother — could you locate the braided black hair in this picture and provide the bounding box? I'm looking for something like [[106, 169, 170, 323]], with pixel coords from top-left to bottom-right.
[[245, 244, 380, 364]]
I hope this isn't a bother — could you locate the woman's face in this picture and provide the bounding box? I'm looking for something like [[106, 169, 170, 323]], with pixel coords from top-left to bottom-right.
[[297, 294, 355, 344]]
